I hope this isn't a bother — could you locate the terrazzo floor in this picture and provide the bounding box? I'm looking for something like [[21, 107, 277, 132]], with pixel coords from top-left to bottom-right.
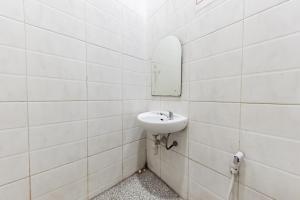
[[91, 170, 183, 200]]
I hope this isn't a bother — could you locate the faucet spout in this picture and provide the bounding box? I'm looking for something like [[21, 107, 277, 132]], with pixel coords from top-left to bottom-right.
[[168, 111, 174, 120], [159, 111, 174, 120]]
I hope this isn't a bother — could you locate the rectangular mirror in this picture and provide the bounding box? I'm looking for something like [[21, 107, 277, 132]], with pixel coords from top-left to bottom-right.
[[151, 36, 182, 96]]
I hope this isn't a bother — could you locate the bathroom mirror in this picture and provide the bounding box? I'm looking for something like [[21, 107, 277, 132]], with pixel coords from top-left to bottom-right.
[[151, 36, 182, 96]]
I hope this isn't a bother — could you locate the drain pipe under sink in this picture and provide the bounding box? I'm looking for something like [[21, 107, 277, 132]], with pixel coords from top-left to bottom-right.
[[227, 152, 244, 200]]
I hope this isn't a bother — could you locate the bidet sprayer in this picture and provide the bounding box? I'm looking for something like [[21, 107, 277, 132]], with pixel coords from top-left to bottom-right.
[[227, 151, 245, 200], [233, 151, 244, 165]]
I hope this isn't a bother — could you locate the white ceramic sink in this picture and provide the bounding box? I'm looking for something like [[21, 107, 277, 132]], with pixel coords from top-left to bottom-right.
[[137, 111, 188, 134]]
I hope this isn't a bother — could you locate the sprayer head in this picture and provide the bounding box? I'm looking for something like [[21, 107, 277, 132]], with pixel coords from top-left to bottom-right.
[[233, 151, 244, 165]]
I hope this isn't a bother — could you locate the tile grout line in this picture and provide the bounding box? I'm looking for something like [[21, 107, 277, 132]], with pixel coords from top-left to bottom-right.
[[236, 0, 246, 198], [84, 0, 90, 198], [121, 6, 124, 182], [22, 0, 33, 199], [186, 31, 191, 200], [21, 21, 148, 62]]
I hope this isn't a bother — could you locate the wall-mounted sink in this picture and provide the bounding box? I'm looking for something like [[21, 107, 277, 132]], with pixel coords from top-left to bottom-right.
[[137, 111, 188, 134]]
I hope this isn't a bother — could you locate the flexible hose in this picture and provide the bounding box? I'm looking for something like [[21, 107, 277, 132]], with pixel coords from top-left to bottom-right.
[[227, 173, 235, 200]]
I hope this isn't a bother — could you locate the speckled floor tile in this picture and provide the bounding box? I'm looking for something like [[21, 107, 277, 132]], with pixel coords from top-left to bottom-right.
[[91, 170, 183, 200]]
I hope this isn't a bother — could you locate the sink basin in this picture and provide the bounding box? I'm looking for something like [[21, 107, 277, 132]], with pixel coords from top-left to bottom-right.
[[137, 111, 188, 134]]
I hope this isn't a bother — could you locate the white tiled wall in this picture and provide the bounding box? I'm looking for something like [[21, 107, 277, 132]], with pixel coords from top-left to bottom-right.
[[1, 0, 299, 199], [0, 0, 147, 199], [146, 0, 300, 199]]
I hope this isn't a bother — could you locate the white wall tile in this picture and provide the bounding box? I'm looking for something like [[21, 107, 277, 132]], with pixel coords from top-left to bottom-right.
[[88, 82, 121, 101], [161, 149, 188, 199], [86, 24, 122, 51], [86, 3, 121, 34], [87, 147, 122, 198], [188, 0, 243, 41], [87, 147, 122, 197], [31, 159, 87, 198], [189, 49, 242, 81], [26, 25, 85, 60], [0, 0, 24, 20], [190, 102, 240, 128], [240, 160, 300, 200], [241, 104, 300, 140], [30, 141, 87, 174], [189, 160, 232, 199], [0, 178, 30, 200], [189, 121, 239, 153], [0, 128, 28, 158], [123, 56, 147, 73], [88, 131, 122, 156], [86, 44, 121, 68], [37, 0, 85, 20], [239, 185, 273, 200], [88, 101, 121, 119], [88, 162, 122, 198], [27, 51, 86, 80], [146, 138, 161, 176], [123, 37, 146, 59], [145, 0, 167, 17], [88, 116, 122, 137], [242, 70, 300, 104], [123, 139, 146, 159], [29, 121, 87, 150], [123, 139, 147, 177], [123, 114, 139, 130], [0, 102, 27, 130], [87, 63, 121, 83], [243, 33, 300, 74], [123, 71, 147, 85], [190, 141, 232, 177], [28, 101, 87, 126], [24, 0, 85, 40], [86, 0, 122, 18], [189, 180, 223, 200], [0, 154, 29, 186], [244, 0, 300, 45], [0, 46, 26, 75], [123, 85, 147, 100], [0, 75, 27, 101], [244, 0, 288, 17], [33, 177, 87, 200], [88, 147, 122, 174], [0, 16, 25, 48], [28, 77, 86, 101], [123, 148, 146, 178], [184, 22, 243, 62], [123, 127, 146, 144], [123, 100, 148, 114], [240, 131, 300, 175], [190, 76, 241, 102]]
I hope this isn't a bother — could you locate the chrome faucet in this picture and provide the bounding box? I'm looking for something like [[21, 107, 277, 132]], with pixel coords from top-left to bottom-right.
[[160, 111, 174, 120], [168, 111, 174, 120]]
